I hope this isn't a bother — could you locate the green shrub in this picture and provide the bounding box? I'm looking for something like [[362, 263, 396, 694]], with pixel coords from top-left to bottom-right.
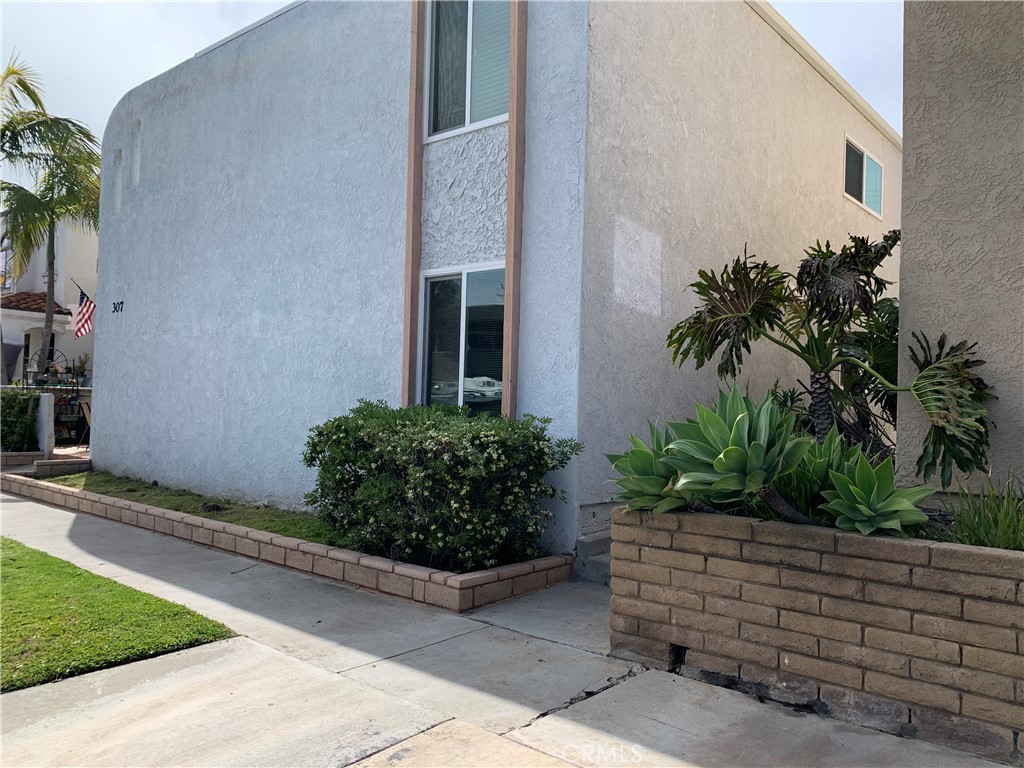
[[1, 391, 40, 452], [946, 477, 1024, 551], [302, 401, 582, 573]]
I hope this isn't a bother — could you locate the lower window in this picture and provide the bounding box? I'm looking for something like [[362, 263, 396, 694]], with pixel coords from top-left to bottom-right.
[[422, 267, 505, 414]]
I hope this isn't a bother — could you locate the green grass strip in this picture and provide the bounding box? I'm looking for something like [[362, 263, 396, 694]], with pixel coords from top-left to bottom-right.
[[1, 537, 234, 692], [48, 471, 339, 547]]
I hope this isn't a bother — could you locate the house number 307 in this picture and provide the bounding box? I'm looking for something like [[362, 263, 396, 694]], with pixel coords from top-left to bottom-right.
[[112, 301, 124, 313]]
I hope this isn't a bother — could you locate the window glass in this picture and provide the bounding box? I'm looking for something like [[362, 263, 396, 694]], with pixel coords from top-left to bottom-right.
[[424, 276, 462, 406], [463, 269, 504, 414], [845, 142, 864, 201], [430, 0, 468, 136], [469, 0, 510, 124], [864, 156, 882, 215]]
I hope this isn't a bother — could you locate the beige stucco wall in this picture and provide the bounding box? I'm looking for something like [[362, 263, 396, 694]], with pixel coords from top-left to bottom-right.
[[577, 1, 903, 528], [897, 1, 1024, 488]]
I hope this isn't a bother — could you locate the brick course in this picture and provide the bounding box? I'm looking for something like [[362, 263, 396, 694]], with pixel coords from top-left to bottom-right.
[[609, 509, 1023, 764], [0, 474, 571, 613]]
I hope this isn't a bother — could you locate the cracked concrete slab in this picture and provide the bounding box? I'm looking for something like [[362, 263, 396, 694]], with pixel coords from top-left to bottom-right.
[[351, 720, 573, 767], [507, 670, 998, 768], [1, 637, 447, 768], [344, 626, 632, 733], [0, 495, 482, 672], [470, 579, 613, 654]]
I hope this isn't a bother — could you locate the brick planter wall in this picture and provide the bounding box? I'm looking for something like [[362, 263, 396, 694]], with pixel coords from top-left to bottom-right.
[[609, 508, 1023, 764], [0, 474, 573, 612]]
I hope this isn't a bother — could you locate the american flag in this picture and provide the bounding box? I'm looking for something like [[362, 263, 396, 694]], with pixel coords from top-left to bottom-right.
[[74, 289, 96, 338]]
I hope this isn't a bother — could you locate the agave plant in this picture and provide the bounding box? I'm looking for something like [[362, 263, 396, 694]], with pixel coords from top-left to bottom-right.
[[667, 388, 814, 524], [775, 426, 862, 520], [821, 455, 933, 536], [666, 230, 992, 488], [607, 423, 694, 514]]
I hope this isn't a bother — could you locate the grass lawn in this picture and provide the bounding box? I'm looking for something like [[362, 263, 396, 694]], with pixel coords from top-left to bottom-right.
[[0, 537, 234, 692], [49, 471, 337, 547]]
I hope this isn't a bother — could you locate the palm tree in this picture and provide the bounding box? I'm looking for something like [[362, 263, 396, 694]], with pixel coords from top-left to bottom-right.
[[1, 55, 100, 376]]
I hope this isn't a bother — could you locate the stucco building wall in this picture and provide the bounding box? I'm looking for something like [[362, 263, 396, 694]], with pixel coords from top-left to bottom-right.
[[575, 1, 903, 530], [517, 0, 589, 551], [93, 1, 410, 508], [897, 1, 1024, 487], [421, 125, 507, 271]]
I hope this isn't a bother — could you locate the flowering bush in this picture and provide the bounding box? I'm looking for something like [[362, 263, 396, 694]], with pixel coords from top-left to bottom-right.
[[302, 401, 582, 573]]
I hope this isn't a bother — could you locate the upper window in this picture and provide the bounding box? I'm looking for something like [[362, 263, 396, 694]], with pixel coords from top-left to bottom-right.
[[844, 140, 883, 216], [428, 0, 510, 138]]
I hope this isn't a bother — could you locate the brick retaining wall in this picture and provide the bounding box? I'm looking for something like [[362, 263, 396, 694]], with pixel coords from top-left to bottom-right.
[[0, 474, 572, 612], [609, 508, 1023, 764]]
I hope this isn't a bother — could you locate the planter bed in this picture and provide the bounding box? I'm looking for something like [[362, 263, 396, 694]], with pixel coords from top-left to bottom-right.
[[0, 452, 44, 468], [0, 473, 573, 612], [609, 507, 1023, 764]]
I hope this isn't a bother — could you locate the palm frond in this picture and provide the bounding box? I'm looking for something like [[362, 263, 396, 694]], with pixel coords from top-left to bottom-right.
[[2, 111, 99, 169], [0, 181, 48, 280], [1, 54, 45, 117], [667, 248, 790, 378]]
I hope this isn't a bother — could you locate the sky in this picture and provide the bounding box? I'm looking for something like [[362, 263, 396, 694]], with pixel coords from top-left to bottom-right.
[[0, 0, 903, 147]]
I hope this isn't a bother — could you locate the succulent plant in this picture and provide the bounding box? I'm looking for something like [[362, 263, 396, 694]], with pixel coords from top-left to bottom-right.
[[821, 454, 933, 536], [775, 426, 863, 520], [607, 423, 693, 514], [666, 387, 814, 524]]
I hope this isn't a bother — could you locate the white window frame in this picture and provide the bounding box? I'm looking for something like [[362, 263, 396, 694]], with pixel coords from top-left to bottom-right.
[[423, 0, 510, 144], [843, 134, 884, 220], [417, 260, 505, 406]]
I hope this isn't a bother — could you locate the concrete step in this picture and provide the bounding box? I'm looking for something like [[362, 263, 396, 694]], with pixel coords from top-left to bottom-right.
[[574, 531, 611, 586]]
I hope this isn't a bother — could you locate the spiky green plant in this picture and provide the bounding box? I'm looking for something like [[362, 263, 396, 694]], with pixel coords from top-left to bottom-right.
[[821, 455, 933, 536], [666, 387, 814, 524], [775, 426, 862, 520], [607, 423, 693, 514]]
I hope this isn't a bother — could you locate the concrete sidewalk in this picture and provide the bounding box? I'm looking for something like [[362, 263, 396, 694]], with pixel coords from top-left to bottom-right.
[[0, 493, 998, 767]]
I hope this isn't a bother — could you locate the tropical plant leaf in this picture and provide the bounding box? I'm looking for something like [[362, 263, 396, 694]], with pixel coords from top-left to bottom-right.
[[796, 231, 898, 325], [666, 249, 789, 378], [908, 332, 993, 488]]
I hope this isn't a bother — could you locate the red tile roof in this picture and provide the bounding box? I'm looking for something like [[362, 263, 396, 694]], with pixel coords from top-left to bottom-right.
[[1, 292, 72, 315]]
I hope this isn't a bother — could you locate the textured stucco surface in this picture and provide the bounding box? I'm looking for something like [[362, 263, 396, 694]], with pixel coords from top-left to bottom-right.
[[517, 0, 589, 551], [421, 124, 507, 271], [897, 1, 1024, 487], [93, 1, 409, 508], [576, 1, 903, 525]]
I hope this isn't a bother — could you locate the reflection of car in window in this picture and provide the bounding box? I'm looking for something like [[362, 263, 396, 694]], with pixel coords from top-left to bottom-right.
[[463, 376, 502, 401]]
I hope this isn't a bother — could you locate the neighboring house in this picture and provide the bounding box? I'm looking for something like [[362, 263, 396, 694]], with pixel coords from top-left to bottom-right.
[[94, 0, 901, 558], [897, 1, 1023, 488], [0, 223, 98, 383]]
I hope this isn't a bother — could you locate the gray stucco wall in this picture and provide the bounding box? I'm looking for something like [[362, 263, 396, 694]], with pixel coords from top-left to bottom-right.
[[421, 124, 507, 271], [897, 1, 1024, 488], [93, 1, 410, 508], [577, 1, 903, 528], [517, 0, 589, 551]]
